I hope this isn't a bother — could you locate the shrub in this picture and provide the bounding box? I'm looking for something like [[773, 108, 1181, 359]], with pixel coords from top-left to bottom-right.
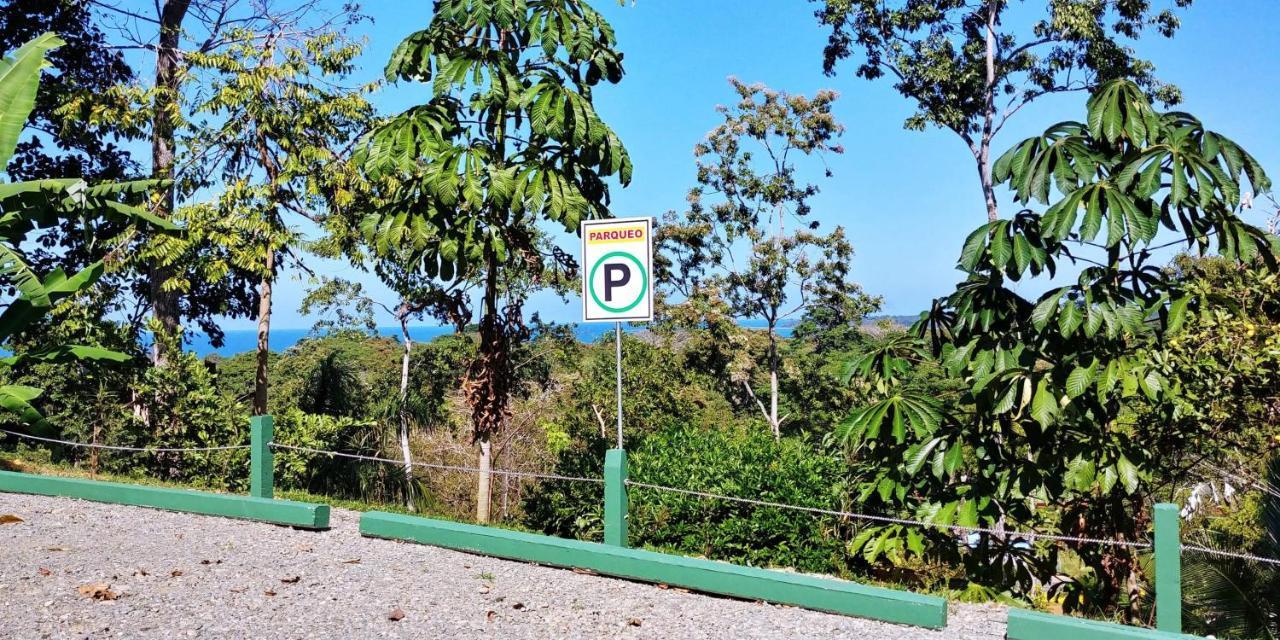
[[525, 425, 848, 575]]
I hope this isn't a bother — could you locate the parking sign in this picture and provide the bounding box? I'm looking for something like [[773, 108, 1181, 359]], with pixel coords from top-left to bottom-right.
[[581, 216, 653, 323]]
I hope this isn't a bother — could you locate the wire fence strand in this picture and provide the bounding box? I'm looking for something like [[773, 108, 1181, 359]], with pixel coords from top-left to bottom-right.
[[0, 428, 250, 453], [626, 480, 1153, 550], [11, 428, 1280, 564], [267, 442, 604, 484], [1181, 544, 1280, 567]]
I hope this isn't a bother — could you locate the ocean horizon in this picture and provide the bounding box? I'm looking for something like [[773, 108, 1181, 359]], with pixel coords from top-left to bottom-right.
[[187, 320, 799, 359]]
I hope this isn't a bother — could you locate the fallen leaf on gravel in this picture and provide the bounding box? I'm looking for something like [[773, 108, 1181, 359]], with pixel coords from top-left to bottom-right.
[[263, 589, 277, 597], [37, 567, 50, 576], [628, 618, 643, 627], [280, 576, 300, 584], [486, 611, 497, 622], [340, 558, 361, 564], [45, 546, 66, 552], [134, 569, 149, 577], [230, 587, 247, 593], [170, 570, 183, 577], [77, 583, 118, 601], [388, 607, 405, 621], [656, 583, 669, 590], [572, 568, 597, 576], [512, 602, 525, 610], [0, 514, 23, 524]]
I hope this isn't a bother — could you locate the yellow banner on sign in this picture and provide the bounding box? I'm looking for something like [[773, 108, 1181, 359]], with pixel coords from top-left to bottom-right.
[[585, 225, 646, 245]]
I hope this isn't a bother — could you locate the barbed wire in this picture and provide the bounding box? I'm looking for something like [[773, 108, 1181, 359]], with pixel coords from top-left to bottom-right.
[[268, 442, 604, 484], [0, 428, 250, 453], [1182, 544, 1280, 567], [626, 480, 1152, 550]]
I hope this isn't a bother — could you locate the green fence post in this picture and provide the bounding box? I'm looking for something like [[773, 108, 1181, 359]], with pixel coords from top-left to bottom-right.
[[1154, 502, 1182, 634], [250, 415, 274, 500], [604, 448, 628, 547]]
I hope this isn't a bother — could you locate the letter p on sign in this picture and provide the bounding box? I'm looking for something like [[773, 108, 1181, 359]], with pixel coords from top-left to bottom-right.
[[581, 216, 653, 322]]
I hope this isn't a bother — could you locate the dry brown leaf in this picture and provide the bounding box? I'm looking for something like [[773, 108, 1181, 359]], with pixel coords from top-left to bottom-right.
[[170, 570, 184, 577], [388, 607, 406, 621], [45, 546, 66, 552], [341, 558, 361, 564], [486, 610, 497, 622], [0, 514, 23, 524], [628, 618, 643, 627], [77, 583, 118, 601], [571, 568, 597, 576], [263, 589, 277, 597], [512, 602, 525, 610], [280, 576, 301, 584], [230, 586, 247, 594]]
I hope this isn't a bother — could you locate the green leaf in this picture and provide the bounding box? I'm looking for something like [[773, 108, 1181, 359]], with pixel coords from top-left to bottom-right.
[[1065, 363, 1095, 399], [943, 442, 963, 476], [1031, 378, 1058, 427], [1116, 454, 1140, 494], [0, 33, 65, 166], [1057, 300, 1083, 337]]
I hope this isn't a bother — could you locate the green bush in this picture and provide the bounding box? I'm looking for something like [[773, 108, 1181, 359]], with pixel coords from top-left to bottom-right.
[[525, 425, 848, 575]]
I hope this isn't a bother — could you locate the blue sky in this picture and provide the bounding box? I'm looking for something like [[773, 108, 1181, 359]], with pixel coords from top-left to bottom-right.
[[197, 1, 1280, 329]]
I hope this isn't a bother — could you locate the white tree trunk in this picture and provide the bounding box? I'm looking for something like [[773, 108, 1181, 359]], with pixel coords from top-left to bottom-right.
[[398, 314, 414, 510], [476, 436, 492, 523]]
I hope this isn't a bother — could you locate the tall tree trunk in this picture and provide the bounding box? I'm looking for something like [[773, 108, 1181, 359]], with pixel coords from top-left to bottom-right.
[[149, 0, 191, 365], [768, 323, 780, 440], [979, 0, 999, 223], [476, 436, 492, 523], [252, 249, 274, 415], [470, 246, 505, 524], [397, 309, 415, 510]]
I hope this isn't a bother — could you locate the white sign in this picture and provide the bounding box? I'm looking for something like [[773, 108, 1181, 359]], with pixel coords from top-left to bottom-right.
[[581, 216, 653, 323]]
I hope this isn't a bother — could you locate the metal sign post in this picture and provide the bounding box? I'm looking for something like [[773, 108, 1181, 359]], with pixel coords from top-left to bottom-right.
[[581, 216, 654, 449]]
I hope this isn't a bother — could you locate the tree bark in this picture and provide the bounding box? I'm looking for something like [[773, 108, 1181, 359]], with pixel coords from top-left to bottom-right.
[[398, 309, 415, 509], [979, 0, 999, 223], [472, 245, 503, 524], [252, 249, 274, 415], [768, 324, 780, 440], [476, 436, 492, 523], [149, 0, 191, 364]]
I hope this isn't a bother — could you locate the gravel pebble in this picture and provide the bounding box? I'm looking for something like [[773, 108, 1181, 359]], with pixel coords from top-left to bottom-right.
[[0, 493, 1008, 639]]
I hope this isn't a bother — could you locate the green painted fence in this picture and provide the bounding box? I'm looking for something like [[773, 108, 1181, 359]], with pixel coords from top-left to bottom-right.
[[1007, 609, 1203, 640], [0, 414, 1207, 636], [0, 470, 329, 528], [360, 510, 949, 629]]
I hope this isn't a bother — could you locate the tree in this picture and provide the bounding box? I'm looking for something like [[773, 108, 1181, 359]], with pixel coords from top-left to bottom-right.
[[812, 0, 1192, 221], [838, 79, 1272, 614], [1183, 456, 1280, 640], [658, 79, 877, 438], [0, 33, 176, 430], [300, 275, 472, 508], [0, 0, 138, 182], [178, 25, 372, 415], [360, 0, 632, 522], [86, 0, 355, 357]]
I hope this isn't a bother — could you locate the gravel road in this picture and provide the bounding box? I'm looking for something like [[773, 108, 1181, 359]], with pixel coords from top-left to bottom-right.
[[0, 493, 1008, 639]]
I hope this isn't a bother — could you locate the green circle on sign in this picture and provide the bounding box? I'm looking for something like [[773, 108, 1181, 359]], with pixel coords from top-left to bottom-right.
[[589, 251, 648, 314]]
